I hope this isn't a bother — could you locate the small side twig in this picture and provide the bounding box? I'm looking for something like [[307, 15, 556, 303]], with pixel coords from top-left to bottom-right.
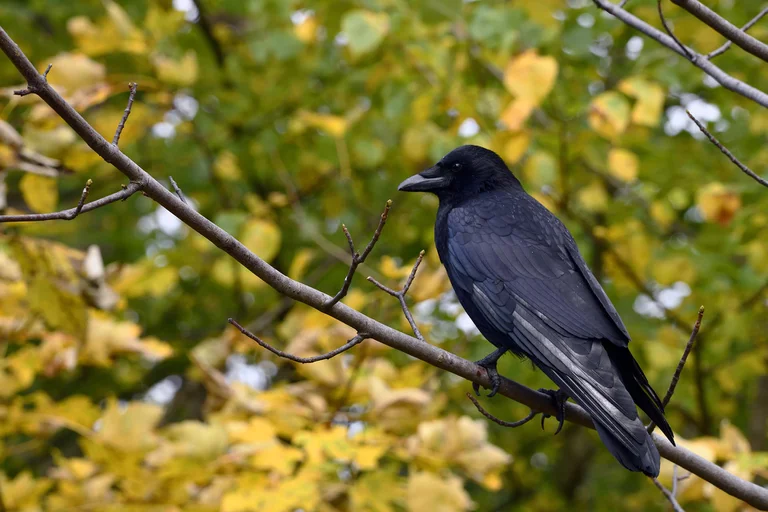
[[0, 180, 140, 223], [228, 317, 368, 363], [323, 199, 392, 310], [467, 393, 538, 428], [14, 63, 51, 96], [658, 0, 695, 60], [648, 306, 704, 434], [112, 82, 137, 147], [686, 111, 768, 188], [367, 250, 426, 341], [169, 176, 188, 204], [653, 476, 686, 512], [706, 6, 768, 59]]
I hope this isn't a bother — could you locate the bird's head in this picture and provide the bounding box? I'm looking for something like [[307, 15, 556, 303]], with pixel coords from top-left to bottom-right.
[[398, 145, 520, 199]]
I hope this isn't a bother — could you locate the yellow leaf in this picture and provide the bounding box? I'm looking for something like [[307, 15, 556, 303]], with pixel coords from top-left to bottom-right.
[[288, 249, 315, 281], [45, 52, 106, 93], [607, 148, 639, 182], [522, 151, 557, 189], [501, 131, 531, 164], [342, 10, 390, 58], [251, 442, 304, 475], [719, 420, 751, 458], [297, 110, 348, 138], [503, 50, 558, 105], [97, 399, 163, 452], [697, 182, 741, 226], [577, 180, 609, 212], [10, 237, 88, 337], [228, 417, 277, 445], [1, 472, 53, 510], [650, 200, 675, 229], [153, 421, 229, 463], [499, 99, 535, 131], [350, 471, 404, 512], [618, 77, 665, 127], [152, 50, 199, 87], [213, 150, 242, 181], [294, 14, 318, 43], [354, 444, 388, 470], [406, 472, 474, 512], [589, 92, 631, 140], [241, 218, 281, 263], [19, 173, 58, 213]]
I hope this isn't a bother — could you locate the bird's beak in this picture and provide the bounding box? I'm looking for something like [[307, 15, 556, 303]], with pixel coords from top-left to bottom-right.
[[398, 166, 446, 192]]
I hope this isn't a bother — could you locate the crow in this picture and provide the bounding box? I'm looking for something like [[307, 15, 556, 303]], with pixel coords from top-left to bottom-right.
[[398, 145, 674, 476]]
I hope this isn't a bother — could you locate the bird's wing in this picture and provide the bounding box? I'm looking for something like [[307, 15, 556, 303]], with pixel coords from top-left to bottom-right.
[[446, 199, 630, 346]]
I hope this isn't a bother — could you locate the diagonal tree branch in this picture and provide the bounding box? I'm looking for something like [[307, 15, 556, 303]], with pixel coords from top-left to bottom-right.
[[686, 111, 768, 188], [592, 0, 768, 109], [0, 181, 140, 222], [657, 0, 693, 59], [367, 250, 426, 341], [1, 26, 767, 510], [671, 0, 768, 64], [707, 6, 768, 60]]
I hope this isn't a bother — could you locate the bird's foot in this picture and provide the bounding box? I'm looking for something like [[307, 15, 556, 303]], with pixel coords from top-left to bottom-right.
[[472, 348, 507, 398], [538, 388, 569, 435]]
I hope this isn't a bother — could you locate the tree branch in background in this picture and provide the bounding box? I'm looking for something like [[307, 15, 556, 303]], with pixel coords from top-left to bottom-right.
[[0, 181, 139, 222], [670, 0, 768, 64], [190, 0, 226, 68], [228, 318, 369, 363], [112, 82, 137, 147], [367, 250, 426, 341], [707, 6, 768, 60], [686, 111, 768, 188], [657, 0, 693, 59], [467, 393, 538, 428], [324, 199, 392, 310], [648, 306, 704, 434], [2, 26, 768, 510], [591, 0, 768, 108]]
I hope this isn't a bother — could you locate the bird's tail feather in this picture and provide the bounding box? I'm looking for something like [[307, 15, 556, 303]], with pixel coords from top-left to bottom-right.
[[605, 343, 675, 445], [511, 308, 661, 476]]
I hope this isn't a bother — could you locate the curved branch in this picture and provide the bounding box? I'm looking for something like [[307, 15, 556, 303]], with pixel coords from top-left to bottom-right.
[[671, 0, 768, 64], [707, 6, 768, 60], [1, 26, 767, 510], [0, 181, 140, 222], [592, 0, 768, 109]]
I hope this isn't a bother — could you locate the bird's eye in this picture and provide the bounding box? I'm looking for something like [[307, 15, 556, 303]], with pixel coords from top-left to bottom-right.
[[452, 162, 462, 171]]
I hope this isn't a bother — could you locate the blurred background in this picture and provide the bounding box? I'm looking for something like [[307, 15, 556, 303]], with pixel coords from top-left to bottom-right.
[[0, 0, 767, 510]]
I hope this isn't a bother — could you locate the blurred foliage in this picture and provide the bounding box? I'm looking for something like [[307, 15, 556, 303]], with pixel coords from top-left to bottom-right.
[[0, 0, 767, 510]]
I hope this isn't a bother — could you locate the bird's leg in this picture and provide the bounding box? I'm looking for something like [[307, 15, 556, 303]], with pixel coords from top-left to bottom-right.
[[472, 347, 507, 398], [538, 388, 569, 435]]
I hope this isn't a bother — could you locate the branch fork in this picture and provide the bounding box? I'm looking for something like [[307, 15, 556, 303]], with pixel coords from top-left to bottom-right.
[[323, 199, 392, 310], [367, 250, 426, 341]]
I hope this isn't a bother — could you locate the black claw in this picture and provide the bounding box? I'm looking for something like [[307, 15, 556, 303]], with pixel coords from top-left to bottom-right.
[[472, 348, 507, 398], [538, 388, 569, 435]]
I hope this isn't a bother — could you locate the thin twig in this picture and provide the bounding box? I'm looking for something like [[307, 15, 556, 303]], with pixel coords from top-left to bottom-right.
[[112, 82, 137, 147], [686, 111, 768, 188], [324, 199, 392, 310], [658, 0, 694, 59], [653, 477, 686, 512], [671, 0, 768, 64], [707, 6, 768, 59], [367, 250, 426, 341], [228, 317, 368, 363], [592, 0, 768, 109], [0, 181, 139, 222], [14, 63, 51, 96], [467, 393, 538, 428], [648, 306, 704, 434], [169, 176, 188, 204]]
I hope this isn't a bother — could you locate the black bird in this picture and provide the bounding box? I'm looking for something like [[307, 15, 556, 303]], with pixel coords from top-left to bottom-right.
[[398, 145, 674, 476]]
